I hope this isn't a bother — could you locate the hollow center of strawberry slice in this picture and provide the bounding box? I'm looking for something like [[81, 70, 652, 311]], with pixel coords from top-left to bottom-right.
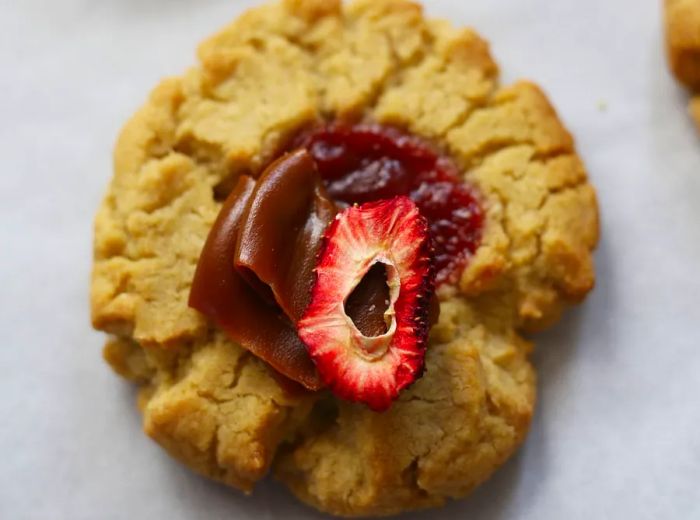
[[342, 259, 400, 361], [293, 123, 484, 285], [344, 262, 391, 337]]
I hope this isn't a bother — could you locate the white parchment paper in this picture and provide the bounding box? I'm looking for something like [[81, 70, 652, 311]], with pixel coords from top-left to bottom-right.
[[2, 0, 699, 518]]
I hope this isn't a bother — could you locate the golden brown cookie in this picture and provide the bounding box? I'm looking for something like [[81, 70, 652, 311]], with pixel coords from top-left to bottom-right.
[[665, 0, 700, 128], [91, 0, 598, 515], [666, 0, 700, 89]]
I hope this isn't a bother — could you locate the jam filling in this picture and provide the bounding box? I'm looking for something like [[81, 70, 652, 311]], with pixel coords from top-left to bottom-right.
[[294, 123, 483, 285]]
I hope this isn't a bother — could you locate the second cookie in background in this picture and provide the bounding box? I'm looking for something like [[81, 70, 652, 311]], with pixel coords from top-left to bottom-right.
[[665, 0, 700, 130]]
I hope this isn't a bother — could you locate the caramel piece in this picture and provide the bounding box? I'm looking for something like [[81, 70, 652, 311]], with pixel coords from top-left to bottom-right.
[[236, 150, 337, 321], [189, 175, 323, 390]]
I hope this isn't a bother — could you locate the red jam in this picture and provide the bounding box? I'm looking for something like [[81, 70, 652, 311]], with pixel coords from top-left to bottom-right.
[[294, 124, 483, 285]]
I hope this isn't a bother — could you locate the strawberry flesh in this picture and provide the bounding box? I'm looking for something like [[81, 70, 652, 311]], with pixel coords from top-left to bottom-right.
[[297, 197, 435, 411]]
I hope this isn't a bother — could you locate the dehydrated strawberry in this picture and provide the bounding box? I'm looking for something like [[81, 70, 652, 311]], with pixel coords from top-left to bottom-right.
[[297, 196, 435, 411]]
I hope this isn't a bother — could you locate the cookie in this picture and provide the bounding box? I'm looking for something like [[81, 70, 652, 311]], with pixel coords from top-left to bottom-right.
[[91, 0, 598, 516], [665, 0, 700, 128]]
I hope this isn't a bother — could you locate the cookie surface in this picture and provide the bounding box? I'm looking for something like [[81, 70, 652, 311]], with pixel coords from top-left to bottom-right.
[[91, 0, 598, 516], [665, 0, 700, 128]]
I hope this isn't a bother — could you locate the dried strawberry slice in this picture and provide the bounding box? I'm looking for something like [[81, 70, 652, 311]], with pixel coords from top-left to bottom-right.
[[297, 196, 435, 411]]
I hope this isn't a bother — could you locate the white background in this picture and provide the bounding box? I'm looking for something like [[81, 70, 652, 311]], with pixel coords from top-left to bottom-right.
[[2, 0, 699, 518]]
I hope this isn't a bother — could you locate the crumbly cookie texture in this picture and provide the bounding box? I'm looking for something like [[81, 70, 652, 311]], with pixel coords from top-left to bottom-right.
[[665, 0, 700, 128], [92, 0, 598, 516]]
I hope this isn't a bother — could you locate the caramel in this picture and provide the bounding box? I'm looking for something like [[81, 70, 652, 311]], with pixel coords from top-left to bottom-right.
[[236, 150, 336, 322], [189, 153, 326, 390]]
